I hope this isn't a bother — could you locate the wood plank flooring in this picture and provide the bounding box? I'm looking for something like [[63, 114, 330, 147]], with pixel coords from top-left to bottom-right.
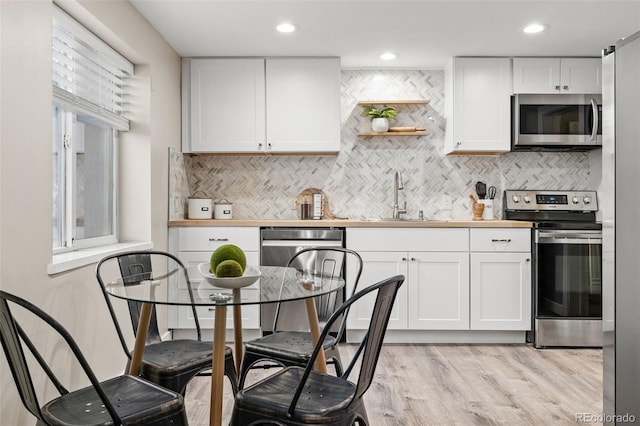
[[184, 344, 602, 425]]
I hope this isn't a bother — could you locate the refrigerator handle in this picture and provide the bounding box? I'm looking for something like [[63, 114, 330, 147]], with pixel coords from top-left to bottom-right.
[[590, 98, 599, 141]]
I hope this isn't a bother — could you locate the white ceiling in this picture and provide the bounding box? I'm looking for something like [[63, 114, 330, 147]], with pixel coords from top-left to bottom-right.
[[130, 0, 640, 69]]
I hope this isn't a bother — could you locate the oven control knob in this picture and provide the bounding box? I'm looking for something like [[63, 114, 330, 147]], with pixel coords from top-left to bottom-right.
[[512, 195, 520, 203], [572, 196, 580, 204], [583, 196, 592, 205], [523, 195, 532, 203]]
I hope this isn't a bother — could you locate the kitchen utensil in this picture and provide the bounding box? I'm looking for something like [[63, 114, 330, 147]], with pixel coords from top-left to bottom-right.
[[487, 186, 496, 200], [475, 181, 487, 199], [187, 191, 212, 219]]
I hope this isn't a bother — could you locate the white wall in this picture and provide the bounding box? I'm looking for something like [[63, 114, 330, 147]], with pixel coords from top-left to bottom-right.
[[0, 1, 181, 424]]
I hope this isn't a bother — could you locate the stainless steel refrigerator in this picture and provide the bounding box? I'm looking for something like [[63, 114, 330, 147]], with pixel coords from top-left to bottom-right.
[[602, 30, 640, 425]]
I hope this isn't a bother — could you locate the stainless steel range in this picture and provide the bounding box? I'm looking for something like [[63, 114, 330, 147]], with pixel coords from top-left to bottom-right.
[[504, 190, 602, 348]]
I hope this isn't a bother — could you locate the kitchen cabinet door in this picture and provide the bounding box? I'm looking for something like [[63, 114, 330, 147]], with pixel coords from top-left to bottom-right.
[[470, 252, 531, 330], [184, 58, 266, 153], [407, 252, 470, 330], [265, 58, 340, 153], [444, 57, 512, 154], [512, 58, 601, 94], [346, 251, 408, 330]]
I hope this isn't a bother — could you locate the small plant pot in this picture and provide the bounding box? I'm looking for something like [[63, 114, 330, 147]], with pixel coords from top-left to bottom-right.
[[371, 118, 389, 132]]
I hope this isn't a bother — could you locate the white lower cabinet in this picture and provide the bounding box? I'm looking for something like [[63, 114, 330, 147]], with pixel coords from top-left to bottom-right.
[[346, 228, 469, 331], [168, 227, 260, 331], [470, 228, 532, 331], [346, 227, 532, 338], [407, 252, 469, 330]]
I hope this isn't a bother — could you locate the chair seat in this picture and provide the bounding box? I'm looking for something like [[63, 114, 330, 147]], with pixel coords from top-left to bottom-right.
[[234, 366, 359, 422], [42, 375, 186, 426], [244, 332, 337, 363], [139, 339, 217, 375]]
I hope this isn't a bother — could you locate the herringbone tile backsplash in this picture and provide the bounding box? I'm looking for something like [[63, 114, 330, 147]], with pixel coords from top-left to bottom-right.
[[169, 69, 592, 221]]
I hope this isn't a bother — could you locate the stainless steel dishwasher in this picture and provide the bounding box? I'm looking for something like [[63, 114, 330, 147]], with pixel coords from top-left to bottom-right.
[[260, 227, 345, 334]]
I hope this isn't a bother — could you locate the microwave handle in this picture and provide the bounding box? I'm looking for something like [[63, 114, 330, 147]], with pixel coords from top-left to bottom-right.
[[590, 98, 599, 141]]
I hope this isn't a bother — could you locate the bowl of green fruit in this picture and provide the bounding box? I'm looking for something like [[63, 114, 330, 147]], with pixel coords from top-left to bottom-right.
[[198, 244, 260, 289]]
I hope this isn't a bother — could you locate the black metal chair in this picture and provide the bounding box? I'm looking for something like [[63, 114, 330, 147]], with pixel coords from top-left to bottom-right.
[[96, 250, 238, 395], [230, 274, 405, 425], [0, 290, 188, 426], [238, 247, 363, 389]]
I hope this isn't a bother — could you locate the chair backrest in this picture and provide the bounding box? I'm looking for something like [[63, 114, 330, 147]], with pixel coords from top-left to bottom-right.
[[274, 247, 363, 340], [0, 290, 122, 423], [287, 274, 405, 416], [95, 250, 201, 358]]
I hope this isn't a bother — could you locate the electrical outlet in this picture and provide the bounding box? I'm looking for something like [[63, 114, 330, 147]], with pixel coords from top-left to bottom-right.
[[439, 195, 453, 210]]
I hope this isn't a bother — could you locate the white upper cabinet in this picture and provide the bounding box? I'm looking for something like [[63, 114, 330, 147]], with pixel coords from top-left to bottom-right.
[[444, 57, 512, 154], [512, 58, 602, 94], [182, 57, 340, 154], [185, 59, 266, 153], [266, 58, 341, 153]]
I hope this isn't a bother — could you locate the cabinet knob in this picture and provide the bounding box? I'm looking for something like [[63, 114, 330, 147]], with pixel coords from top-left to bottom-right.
[[401, 257, 407, 261], [410, 257, 417, 261], [563, 85, 569, 90], [526, 258, 531, 262], [555, 85, 561, 90]]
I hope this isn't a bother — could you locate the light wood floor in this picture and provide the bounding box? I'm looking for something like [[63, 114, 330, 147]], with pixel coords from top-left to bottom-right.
[[184, 344, 603, 425]]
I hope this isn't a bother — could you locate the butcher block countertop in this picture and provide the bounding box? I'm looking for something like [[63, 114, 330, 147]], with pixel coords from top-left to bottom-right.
[[168, 219, 532, 228]]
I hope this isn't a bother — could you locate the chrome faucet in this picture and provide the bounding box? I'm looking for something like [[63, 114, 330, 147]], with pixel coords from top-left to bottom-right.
[[392, 171, 407, 219]]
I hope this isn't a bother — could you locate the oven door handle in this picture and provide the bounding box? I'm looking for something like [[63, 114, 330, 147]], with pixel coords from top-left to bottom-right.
[[537, 234, 602, 244]]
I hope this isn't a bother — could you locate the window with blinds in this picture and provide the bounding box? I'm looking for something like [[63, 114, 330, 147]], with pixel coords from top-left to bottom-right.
[[52, 5, 133, 130], [52, 6, 134, 253]]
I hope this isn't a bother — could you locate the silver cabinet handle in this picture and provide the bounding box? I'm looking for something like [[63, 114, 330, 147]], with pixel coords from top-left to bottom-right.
[[491, 239, 512, 243], [590, 98, 599, 141], [209, 238, 229, 242]]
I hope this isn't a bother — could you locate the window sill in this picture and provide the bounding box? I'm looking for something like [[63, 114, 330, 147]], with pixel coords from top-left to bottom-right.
[[48, 241, 154, 275]]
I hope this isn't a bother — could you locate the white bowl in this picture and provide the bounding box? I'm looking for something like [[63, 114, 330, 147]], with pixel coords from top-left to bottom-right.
[[197, 263, 261, 289]]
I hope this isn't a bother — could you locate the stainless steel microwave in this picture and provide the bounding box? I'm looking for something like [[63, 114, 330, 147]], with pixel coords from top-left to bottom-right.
[[512, 94, 602, 151]]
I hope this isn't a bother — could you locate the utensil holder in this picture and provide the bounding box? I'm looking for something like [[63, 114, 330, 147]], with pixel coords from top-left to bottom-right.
[[479, 200, 494, 220]]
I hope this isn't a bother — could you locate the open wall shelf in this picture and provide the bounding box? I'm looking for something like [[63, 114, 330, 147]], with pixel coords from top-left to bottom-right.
[[358, 99, 430, 136]]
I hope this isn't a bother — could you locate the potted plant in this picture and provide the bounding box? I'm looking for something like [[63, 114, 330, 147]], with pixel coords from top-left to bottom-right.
[[360, 105, 398, 132]]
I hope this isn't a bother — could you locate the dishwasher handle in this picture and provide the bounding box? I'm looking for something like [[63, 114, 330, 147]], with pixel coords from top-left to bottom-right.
[[261, 240, 343, 248]]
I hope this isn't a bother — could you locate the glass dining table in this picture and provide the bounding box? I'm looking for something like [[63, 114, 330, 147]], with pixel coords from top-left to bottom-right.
[[104, 262, 344, 426]]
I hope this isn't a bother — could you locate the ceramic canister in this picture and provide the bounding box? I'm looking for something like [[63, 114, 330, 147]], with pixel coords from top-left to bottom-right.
[[187, 191, 213, 219], [214, 200, 233, 219]]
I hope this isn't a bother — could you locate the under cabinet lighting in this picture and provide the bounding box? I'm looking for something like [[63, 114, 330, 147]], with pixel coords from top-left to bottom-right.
[[276, 23, 298, 33], [380, 52, 397, 60], [523, 23, 548, 34]]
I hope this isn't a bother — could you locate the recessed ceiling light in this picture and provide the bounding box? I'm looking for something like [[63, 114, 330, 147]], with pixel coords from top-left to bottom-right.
[[523, 23, 548, 34], [276, 23, 298, 33], [380, 52, 397, 61]]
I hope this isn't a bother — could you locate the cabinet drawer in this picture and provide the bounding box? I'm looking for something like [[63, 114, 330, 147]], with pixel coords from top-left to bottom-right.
[[347, 228, 469, 252], [178, 227, 259, 251], [470, 229, 531, 252]]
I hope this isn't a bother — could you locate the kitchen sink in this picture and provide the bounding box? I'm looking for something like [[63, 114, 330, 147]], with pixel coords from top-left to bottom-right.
[[363, 217, 439, 222]]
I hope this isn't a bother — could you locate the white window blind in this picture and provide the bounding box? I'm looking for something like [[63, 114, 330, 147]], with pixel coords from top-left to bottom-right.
[[52, 5, 133, 131]]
